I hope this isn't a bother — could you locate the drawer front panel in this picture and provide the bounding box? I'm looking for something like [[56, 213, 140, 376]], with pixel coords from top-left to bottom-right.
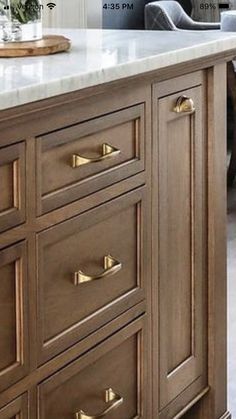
[[38, 317, 147, 419], [37, 188, 147, 363], [0, 143, 26, 233], [156, 84, 207, 411], [36, 105, 145, 214], [0, 394, 28, 419], [0, 242, 29, 391]]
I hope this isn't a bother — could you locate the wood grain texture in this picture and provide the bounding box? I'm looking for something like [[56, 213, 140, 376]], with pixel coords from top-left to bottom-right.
[[0, 242, 29, 392], [152, 72, 208, 418], [38, 317, 147, 419], [0, 143, 26, 233], [158, 84, 207, 408], [182, 63, 229, 419], [36, 188, 148, 364], [0, 393, 28, 418], [227, 62, 236, 186], [0, 36, 71, 58], [36, 104, 146, 214], [0, 303, 146, 411], [0, 60, 229, 419], [199, 62, 227, 419]]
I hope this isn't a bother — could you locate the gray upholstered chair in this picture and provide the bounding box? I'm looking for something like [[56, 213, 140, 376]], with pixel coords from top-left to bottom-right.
[[145, 0, 221, 30], [102, 0, 192, 30]]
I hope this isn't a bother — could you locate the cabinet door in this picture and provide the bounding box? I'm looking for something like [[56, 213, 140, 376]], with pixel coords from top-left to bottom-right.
[[0, 242, 29, 392], [0, 394, 28, 418], [153, 77, 207, 415], [0, 143, 26, 233]]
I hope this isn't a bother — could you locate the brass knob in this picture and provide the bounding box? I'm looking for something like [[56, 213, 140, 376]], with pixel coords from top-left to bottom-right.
[[174, 96, 195, 114]]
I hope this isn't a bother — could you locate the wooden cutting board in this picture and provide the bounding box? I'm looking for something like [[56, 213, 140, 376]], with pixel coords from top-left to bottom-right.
[[0, 35, 71, 57]]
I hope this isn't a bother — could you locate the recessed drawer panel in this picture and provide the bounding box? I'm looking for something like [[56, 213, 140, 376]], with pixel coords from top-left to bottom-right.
[[37, 188, 147, 364], [38, 317, 147, 419], [0, 394, 28, 419], [36, 105, 145, 214], [0, 242, 29, 392], [0, 143, 26, 233]]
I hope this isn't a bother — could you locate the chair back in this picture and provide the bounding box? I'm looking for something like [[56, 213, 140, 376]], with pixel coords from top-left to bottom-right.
[[145, 0, 192, 30], [102, 0, 191, 29]]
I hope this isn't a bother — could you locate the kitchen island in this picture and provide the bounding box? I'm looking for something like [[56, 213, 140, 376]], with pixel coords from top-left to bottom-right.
[[0, 29, 236, 419]]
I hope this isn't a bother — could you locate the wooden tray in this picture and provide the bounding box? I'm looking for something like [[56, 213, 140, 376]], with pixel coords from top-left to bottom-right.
[[0, 35, 71, 57]]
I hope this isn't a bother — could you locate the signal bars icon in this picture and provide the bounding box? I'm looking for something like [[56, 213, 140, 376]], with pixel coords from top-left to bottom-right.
[[3, 2, 56, 12], [47, 2, 56, 10]]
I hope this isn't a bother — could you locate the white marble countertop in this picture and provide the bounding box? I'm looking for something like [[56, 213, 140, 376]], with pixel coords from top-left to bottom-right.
[[1, 28, 236, 111]]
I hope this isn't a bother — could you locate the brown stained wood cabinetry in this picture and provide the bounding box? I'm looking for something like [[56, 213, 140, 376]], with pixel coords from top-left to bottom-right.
[[36, 105, 145, 215], [0, 64, 230, 419], [0, 394, 28, 418], [38, 317, 147, 419], [153, 74, 208, 418], [37, 188, 147, 364], [0, 143, 26, 233], [0, 242, 29, 392]]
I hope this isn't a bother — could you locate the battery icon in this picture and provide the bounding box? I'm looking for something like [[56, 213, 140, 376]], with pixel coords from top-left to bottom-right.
[[219, 3, 230, 8]]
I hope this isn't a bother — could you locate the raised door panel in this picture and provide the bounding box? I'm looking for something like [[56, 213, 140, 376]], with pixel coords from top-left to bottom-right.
[[0, 242, 29, 392], [38, 317, 148, 419], [154, 80, 207, 415], [37, 188, 148, 364], [0, 394, 28, 419], [0, 143, 26, 233]]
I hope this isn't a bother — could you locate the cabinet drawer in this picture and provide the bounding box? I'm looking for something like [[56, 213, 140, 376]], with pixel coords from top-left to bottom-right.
[[37, 188, 148, 363], [36, 105, 145, 214], [0, 242, 29, 392], [38, 317, 147, 419], [0, 394, 28, 418], [0, 143, 26, 233]]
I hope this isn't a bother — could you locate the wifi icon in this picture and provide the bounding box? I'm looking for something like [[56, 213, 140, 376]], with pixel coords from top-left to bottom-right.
[[47, 2, 56, 10]]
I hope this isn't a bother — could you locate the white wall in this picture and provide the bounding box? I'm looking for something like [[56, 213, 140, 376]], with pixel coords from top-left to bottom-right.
[[86, 0, 103, 28], [42, 0, 102, 29]]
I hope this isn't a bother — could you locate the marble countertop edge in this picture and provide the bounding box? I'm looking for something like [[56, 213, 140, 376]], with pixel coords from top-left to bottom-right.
[[1, 29, 236, 111]]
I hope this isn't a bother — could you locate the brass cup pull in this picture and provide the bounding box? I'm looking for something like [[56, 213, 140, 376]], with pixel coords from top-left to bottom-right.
[[74, 255, 122, 285], [173, 96, 195, 114], [72, 143, 121, 168], [75, 388, 124, 419]]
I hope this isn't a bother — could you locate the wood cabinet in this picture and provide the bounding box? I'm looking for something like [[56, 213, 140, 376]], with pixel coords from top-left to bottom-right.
[[0, 64, 229, 418], [0, 242, 29, 392], [38, 317, 147, 419], [37, 188, 147, 364], [153, 73, 208, 417], [0, 394, 28, 418], [0, 143, 25, 233], [36, 104, 145, 214]]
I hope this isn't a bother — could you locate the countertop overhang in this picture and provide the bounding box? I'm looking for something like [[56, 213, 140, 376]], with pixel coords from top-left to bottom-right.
[[1, 28, 236, 111]]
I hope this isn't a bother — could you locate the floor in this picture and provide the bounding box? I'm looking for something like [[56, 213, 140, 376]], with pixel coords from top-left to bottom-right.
[[227, 187, 236, 418]]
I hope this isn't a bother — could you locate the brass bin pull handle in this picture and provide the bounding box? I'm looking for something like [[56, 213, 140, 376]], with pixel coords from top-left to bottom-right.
[[75, 388, 124, 419], [173, 96, 195, 114], [72, 143, 121, 168], [74, 255, 122, 285]]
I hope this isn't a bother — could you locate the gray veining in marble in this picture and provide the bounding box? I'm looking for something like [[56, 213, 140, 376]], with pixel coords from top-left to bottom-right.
[[1, 28, 236, 110]]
